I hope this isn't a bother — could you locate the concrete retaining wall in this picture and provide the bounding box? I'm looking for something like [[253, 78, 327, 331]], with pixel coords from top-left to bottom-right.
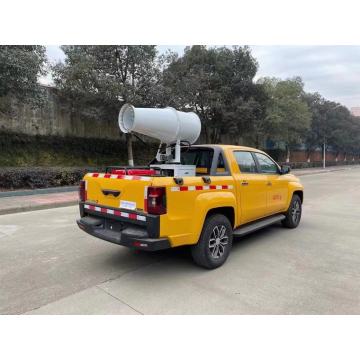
[[0, 87, 120, 139]]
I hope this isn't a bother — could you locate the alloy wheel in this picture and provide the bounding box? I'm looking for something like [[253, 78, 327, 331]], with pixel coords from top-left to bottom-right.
[[291, 200, 301, 224], [208, 225, 228, 259]]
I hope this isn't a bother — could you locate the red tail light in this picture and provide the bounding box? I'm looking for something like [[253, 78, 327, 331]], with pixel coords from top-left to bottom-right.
[[79, 180, 87, 202], [147, 187, 166, 215]]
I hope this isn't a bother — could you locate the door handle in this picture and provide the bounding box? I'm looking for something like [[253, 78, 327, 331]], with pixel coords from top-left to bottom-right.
[[267, 181, 272, 186], [241, 181, 249, 186]]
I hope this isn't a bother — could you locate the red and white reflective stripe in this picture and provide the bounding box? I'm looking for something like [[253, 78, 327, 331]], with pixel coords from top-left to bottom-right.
[[84, 204, 146, 222], [170, 184, 234, 192], [144, 186, 148, 212], [87, 173, 151, 181]]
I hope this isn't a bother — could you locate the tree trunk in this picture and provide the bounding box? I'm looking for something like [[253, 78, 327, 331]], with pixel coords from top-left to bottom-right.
[[306, 148, 311, 162], [204, 125, 210, 144], [211, 127, 217, 144], [126, 133, 134, 166], [286, 146, 290, 163], [255, 134, 260, 148]]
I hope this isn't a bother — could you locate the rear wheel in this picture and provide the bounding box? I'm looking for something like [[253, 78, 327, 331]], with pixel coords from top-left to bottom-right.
[[191, 214, 233, 269], [282, 194, 302, 228]]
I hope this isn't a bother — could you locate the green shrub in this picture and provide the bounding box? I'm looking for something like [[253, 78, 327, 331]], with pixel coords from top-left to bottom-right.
[[0, 131, 156, 167], [0, 167, 102, 190]]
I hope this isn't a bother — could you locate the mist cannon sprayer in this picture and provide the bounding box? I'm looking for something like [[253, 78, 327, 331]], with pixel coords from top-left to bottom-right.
[[118, 104, 201, 176]]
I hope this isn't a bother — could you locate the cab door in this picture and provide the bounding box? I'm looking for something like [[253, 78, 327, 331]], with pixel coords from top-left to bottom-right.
[[232, 151, 268, 224], [252, 152, 288, 214]]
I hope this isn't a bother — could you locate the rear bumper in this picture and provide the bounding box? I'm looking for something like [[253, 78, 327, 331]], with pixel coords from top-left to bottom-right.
[[77, 202, 170, 251]]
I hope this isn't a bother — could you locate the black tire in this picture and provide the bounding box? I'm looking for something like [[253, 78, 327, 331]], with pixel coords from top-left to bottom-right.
[[191, 214, 233, 269], [282, 194, 302, 228]]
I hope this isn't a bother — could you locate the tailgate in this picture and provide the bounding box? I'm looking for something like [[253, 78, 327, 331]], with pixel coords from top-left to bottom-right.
[[84, 173, 152, 212]]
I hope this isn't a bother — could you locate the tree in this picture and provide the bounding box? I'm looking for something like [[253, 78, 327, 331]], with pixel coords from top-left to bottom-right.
[[52, 45, 162, 165], [330, 110, 360, 160], [303, 93, 359, 162], [258, 77, 311, 162], [304, 93, 330, 161], [162, 46, 267, 145], [0, 45, 46, 104]]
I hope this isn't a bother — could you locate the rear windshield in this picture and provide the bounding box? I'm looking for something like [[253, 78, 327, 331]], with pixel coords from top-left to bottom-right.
[[149, 147, 215, 175], [182, 148, 214, 175], [181, 148, 213, 166]]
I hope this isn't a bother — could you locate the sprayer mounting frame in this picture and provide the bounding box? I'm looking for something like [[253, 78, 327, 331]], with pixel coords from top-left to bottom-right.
[[155, 139, 182, 164]]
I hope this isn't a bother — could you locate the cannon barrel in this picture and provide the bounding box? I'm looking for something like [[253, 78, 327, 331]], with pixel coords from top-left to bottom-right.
[[118, 104, 201, 145]]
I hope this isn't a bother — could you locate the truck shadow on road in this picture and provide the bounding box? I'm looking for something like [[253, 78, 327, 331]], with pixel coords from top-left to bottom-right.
[[100, 223, 286, 273], [231, 223, 285, 250]]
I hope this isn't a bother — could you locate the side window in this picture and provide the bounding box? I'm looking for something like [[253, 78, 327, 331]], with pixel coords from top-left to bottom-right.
[[234, 151, 257, 173], [216, 153, 226, 174], [254, 153, 279, 174]]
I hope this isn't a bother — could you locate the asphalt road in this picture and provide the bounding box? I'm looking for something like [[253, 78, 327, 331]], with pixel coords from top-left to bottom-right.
[[1, 167, 359, 314]]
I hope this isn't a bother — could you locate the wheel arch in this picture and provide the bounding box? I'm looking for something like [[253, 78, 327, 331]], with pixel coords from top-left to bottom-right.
[[205, 206, 235, 228], [190, 191, 236, 245], [293, 190, 303, 203]]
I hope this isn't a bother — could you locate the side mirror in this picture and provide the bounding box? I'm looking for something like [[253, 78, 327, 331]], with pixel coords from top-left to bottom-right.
[[280, 165, 291, 175]]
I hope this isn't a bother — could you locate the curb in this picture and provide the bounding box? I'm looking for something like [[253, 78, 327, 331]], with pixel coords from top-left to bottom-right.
[[293, 168, 348, 176], [0, 186, 78, 198], [291, 169, 348, 176], [0, 200, 78, 216]]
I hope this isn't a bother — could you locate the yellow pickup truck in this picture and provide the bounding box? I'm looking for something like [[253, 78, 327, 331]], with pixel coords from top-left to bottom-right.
[[77, 145, 303, 269]]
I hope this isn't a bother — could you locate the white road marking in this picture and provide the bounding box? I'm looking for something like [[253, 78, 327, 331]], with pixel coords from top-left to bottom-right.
[[0, 225, 20, 239]]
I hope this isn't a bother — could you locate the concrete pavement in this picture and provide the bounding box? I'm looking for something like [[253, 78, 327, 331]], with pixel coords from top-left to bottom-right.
[[0, 167, 359, 314]]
